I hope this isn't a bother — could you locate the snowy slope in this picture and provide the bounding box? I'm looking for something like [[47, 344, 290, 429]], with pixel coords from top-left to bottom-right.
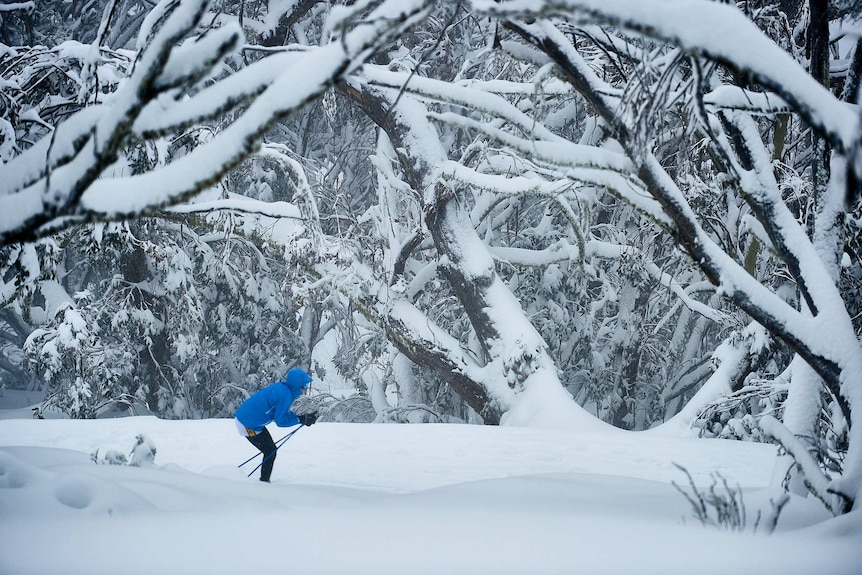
[[0, 416, 859, 574]]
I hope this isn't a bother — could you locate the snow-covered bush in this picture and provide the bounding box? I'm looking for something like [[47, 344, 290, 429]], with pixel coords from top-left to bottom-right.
[[22, 220, 307, 419], [129, 434, 157, 467], [24, 300, 126, 419], [91, 449, 128, 465], [693, 378, 847, 487], [91, 434, 157, 467]]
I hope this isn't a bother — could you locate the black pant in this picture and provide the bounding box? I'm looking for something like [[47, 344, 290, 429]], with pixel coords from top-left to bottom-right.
[[246, 427, 277, 482]]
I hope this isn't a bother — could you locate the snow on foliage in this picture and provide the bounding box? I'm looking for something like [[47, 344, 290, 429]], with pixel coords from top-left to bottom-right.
[[1, 0, 862, 516]]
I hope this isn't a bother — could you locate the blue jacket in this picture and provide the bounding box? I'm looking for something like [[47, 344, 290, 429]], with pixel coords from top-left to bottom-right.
[[235, 368, 312, 433]]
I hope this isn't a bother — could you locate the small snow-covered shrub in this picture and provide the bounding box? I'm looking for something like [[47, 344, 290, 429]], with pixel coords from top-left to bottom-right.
[[91, 434, 156, 467], [377, 405, 456, 424], [91, 449, 128, 465], [129, 434, 157, 467]]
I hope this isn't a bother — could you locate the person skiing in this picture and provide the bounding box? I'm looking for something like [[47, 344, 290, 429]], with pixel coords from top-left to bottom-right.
[[235, 367, 318, 482]]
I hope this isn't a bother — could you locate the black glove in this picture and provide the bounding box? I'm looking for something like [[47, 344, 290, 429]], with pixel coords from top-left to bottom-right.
[[298, 412, 318, 426]]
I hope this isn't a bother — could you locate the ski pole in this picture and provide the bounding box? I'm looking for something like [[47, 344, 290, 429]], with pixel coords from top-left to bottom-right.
[[245, 424, 305, 477], [238, 450, 261, 469], [238, 424, 304, 468]]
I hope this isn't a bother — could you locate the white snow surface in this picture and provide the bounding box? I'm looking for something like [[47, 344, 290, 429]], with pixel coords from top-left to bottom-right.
[[1, 415, 860, 574]]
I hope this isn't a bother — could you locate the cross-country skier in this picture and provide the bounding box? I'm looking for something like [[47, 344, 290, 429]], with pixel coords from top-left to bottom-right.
[[235, 367, 318, 482]]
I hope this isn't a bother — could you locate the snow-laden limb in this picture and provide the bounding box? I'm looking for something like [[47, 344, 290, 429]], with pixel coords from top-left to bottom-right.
[[0, 0, 221, 245], [166, 198, 302, 220], [441, 158, 671, 228], [452, 77, 573, 97], [151, 22, 244, 92], [0, 89, 104, 199], [80, 1, 429, 217], [0, 0, 431, 246], [707, 111, 841, 319], [0, 2, 33, 11], [544, 14, 850, 445], [364, 66, 570, 144], [366, 67, 656, 224], [489, 242, 580, 267], [760, 415, 841, 515], [472, 0, 861, 156], [364, 66, 673, 228], [499, 20, 814, 347], [703, 86, 790, 115], [432, 113, 633, 174], [490, 238, 726, 325], [341, 76, 602, 426], [133, 49, 307, 138], [490, 11, 862, 509], [441, 160, 571, 196]]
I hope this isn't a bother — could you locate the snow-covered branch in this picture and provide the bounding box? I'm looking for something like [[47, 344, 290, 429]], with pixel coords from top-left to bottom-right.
[[488, 4, 862, 508], [166, 198, 303, 220], [473, 0, 860, 156], [340, 75, 598, 425], [0, 0, 222, 245], [0, 0, 431, 246], [0, 2, 33, 11], [760, 415, 841, 514]]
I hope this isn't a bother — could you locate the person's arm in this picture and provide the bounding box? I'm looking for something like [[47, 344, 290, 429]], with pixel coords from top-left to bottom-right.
[[272, 387, 300, 427]]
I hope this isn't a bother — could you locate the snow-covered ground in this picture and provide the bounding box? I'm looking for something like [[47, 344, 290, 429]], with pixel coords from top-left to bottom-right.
[[0, 414, 859, 575]]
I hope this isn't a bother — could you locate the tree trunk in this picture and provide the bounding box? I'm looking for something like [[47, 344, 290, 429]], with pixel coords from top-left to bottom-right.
[[343, 82, 590, 425], [121, 244, 171, 412]]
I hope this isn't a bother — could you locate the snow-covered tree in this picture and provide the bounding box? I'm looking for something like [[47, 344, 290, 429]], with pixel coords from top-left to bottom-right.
[[1, 0, 431, 415], [3, 0, 861, 516], [448, 0, 862, 512]]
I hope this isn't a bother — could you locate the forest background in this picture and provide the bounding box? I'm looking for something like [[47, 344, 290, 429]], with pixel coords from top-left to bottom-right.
[[1, 0, 862, 516]]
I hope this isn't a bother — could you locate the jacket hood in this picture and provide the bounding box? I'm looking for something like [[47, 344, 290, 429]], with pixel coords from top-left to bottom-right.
[[282, 368, 312, 393]]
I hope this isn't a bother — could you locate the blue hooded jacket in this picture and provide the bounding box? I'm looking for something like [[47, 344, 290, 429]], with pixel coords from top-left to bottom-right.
[[235, 368, 312, 433]]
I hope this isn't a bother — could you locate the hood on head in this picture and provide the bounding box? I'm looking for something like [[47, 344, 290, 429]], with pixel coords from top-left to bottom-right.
[[283, 367, 312, 392]]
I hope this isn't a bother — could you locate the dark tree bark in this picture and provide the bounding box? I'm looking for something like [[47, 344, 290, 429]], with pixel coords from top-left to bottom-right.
[[261, 0, 320, 47], [343, 83, 506, 423], [120, 244, 171, 412]]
